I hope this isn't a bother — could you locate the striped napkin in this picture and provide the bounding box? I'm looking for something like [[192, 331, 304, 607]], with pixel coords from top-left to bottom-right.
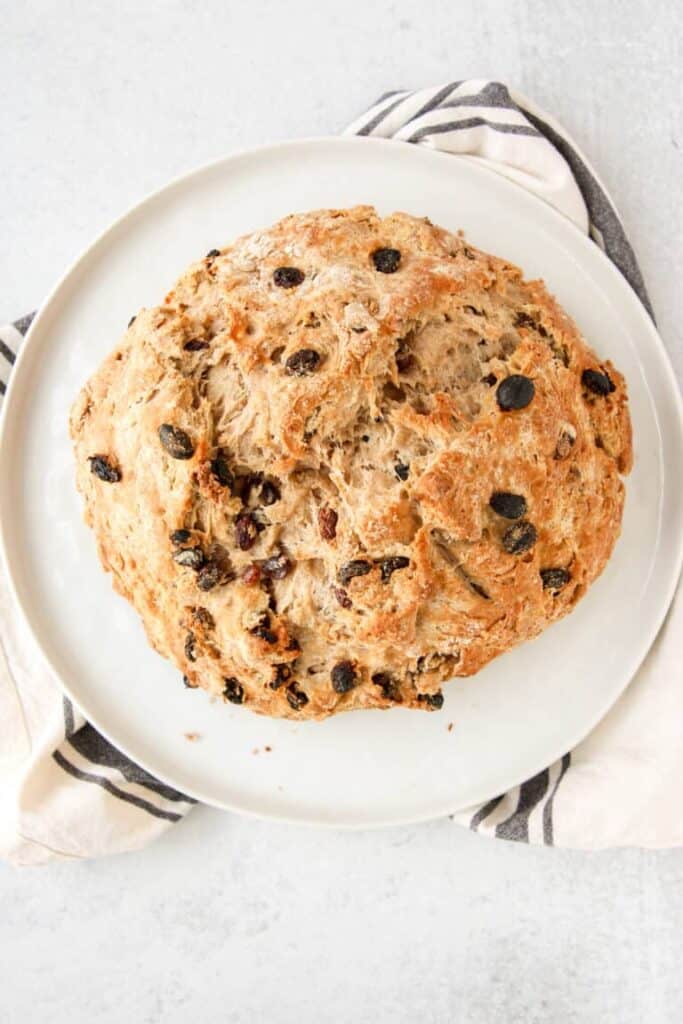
[[2, 80, 681, 863]]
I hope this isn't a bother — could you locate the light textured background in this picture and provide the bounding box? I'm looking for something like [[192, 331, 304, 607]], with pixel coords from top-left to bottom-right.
[[2, 1, 682, 1021]]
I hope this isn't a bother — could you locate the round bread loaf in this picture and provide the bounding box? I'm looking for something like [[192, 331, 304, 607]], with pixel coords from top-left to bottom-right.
[[70, 206, 632, 718]]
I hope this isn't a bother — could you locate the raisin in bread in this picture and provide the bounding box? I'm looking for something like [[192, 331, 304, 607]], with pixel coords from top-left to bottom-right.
[[70, 206, 632, 719]]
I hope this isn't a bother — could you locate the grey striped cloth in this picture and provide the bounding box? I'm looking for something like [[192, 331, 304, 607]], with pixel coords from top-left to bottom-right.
[[0, 81, 658, 859]]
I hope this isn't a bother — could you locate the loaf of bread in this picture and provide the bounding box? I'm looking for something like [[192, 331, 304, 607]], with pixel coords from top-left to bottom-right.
[[70, 206, 632, 719]]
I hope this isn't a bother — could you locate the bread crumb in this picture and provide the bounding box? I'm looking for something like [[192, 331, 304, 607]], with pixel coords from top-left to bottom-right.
[[447, 722, 454, 732], [184, 732, 201, 742], [265, 745, 272, 752]]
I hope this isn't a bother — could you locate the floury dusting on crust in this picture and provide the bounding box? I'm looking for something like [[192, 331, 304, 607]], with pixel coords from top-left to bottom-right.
[[69, 206, 632, 720]]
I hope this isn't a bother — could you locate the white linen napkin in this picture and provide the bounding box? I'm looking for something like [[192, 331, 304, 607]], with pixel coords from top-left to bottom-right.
[[1, 80, 680, 863]]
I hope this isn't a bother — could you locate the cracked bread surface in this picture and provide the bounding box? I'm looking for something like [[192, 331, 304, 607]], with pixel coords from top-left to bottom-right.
[[70, 206, 632, 719]]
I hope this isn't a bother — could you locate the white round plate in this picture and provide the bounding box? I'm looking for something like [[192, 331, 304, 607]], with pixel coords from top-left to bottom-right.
[[2, 137, 682, 827]]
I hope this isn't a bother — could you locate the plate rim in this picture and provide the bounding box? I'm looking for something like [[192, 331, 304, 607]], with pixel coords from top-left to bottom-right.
[[2, 134, 682, 828]]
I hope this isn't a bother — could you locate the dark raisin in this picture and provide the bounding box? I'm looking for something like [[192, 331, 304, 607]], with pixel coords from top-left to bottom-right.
[[502, 520, 537, 555], [351, 326, 367, 334], [210, 454, 234, 489], [540, 568, 572, 592], [242, 563, 261, 585], [206, 248, 220, 259], [286, 683, 309, 710], [173, 547, 205, 571], [496, 375, 535, 411], [372, 671, 401, 701], [235, 511, 261, 551], [261, 553, 291, 580], [286, 637, 301, 653], [270, 663, 293, 690], [260, 480, 281, 505], [333, 587, 352, 609], [183, 675, 196, 689], [184, 338, 210, 352], [394, 461, 410, 481], [196, 562, 222, 590], [192, 607, 215, 629], [88, 455, 121, 483], [158, 424, 195, 460], [372, 247, 401, 273], [331, 660, 357, 694], [378, 556, 410, 583], [462, 246, 476, 260], [482, 373, 497, 387], [514, 311, 537, 330], [338, 559, 372, 586], [223, 677, 244, 704], [555, 430, 576, 460], [285, 349, 321, 376], [489, 491, 527, 520], [318, 506, 338, 541], [273, 267, 305, 288], [170, 529, 192, 546], [361, 434, 370, 442], [128, 315, 136, 327], [184, 632, 197, 662], [582, 368, 615, 396], [418, 692, 444, 710], [251, 614, 278, 644]]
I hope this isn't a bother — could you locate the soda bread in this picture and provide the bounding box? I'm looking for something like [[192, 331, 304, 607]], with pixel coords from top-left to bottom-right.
[[70, 207, 632, 719]]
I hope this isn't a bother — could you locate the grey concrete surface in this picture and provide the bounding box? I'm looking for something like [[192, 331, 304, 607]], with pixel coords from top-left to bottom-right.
[[1, 1, 682, 1021]]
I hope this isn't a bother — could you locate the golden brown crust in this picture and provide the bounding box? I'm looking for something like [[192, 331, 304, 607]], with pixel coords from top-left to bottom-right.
[[70, 206, 632, 719]]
